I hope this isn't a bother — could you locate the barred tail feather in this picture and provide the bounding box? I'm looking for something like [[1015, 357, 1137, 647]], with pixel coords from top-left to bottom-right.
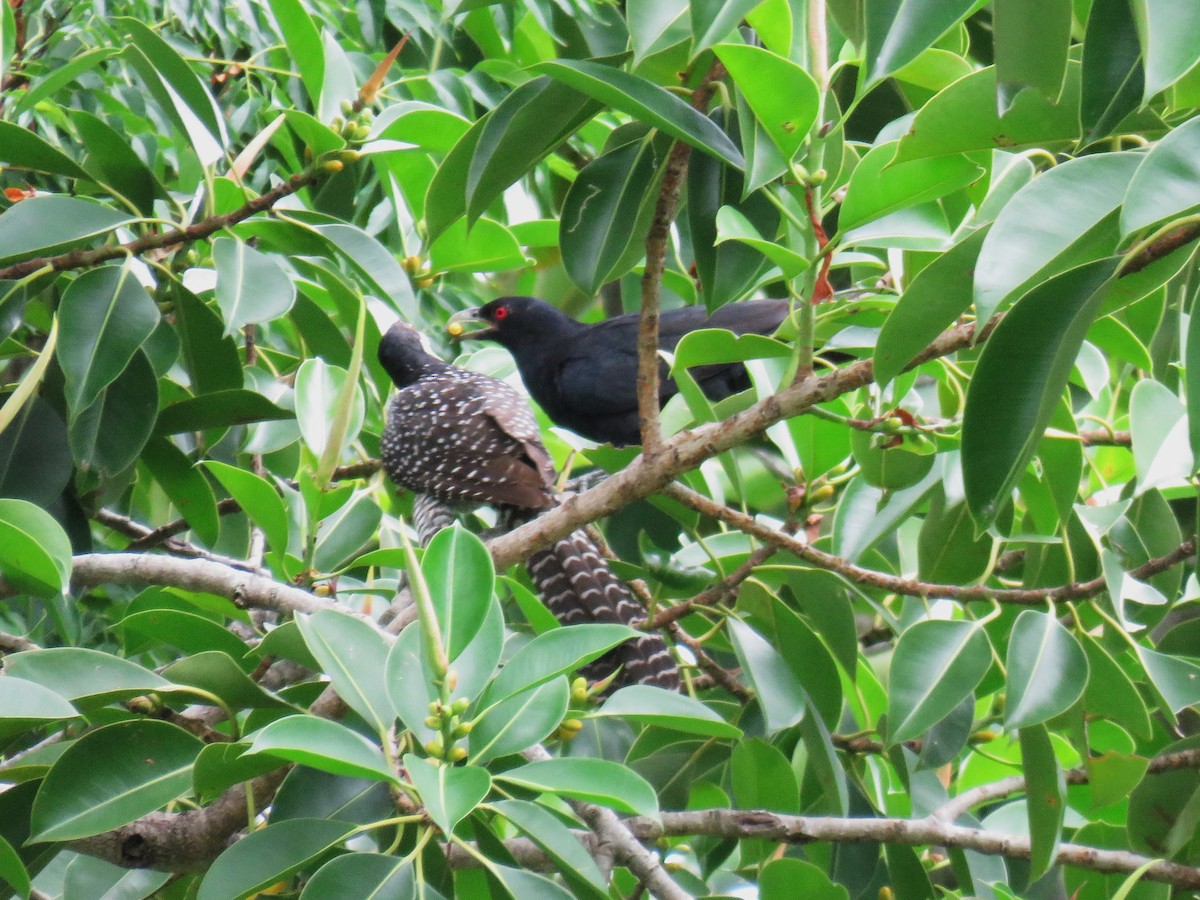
[[526, 530, 679, 692]]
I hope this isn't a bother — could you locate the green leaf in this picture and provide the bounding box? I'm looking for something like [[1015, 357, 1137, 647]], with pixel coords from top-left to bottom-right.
[[58, 265, 159, 419], [71, 109, 162, 216], [427, 216, 528, 274], [403, 754, 491, 833], [469, 678, 570, 765], [491, 800, 608, 899], [1019, 726, 1064, 881], [302, 855, 415, 900], [918, 484, 995, 585], [761, 858, 849, 900], [975, 153, 1139, 324], [297, 610, 394, 735], [294, 359, 364, 461], [426, 76, 602, 241], [267, 0, 324, 108], [3, 647, 172, 705], [1129, 0, 1200, 99], [212, 237, 297, 336], [895, 63, 1083, 164], [0, 834, 30, 900], [198, 819, 355, 900], [491, 865, 576, 899], [839, 142, 985, 231], [193, 743, 285, 803], [1005, 610, 1090, 729], [1081, 635, 1152, 739], [534, 59, 744, 169], [1137, 646, 1200, 714], [862, 0, 979, 89], [691, 0, 762, 55], [0, 676, 77, 724], [203, 460, 290, 557], [1189, 286, 1200, 467], [963, 259, 1118, 527], [712, 44, 819, 162], [0, 197, 135, 266], [0, 120, 90, 180], [140, 437, 220, 546], [423, 525, 495, 660], [120, 609, 251, 662], [628, 0, 689, 64], [714, 206, 810, 277], [560, 136, 665, 296], [498, 757, 660, 820], [0, 498, 71, 597], [1122, 116, 1200, 237], [994, 0, 1072, 114], [155, 389, 292, 434], [70, 347, 158, 476], [887, 619, 991, 746], [30, 720, 203, 841], [248, 715, 397, 783], [115, 18, 227, 145], [61, 856, 170, 899], [1129, 379, 1192, 493], [728, 618, 807, 733], [1080, 0, 1145, 144], [484, 623, 640, 705], [164, 651, 294, 710]]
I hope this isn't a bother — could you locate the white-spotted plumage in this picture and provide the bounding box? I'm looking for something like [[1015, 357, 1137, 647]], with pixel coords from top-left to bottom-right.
[[378, 321, 680, 692]]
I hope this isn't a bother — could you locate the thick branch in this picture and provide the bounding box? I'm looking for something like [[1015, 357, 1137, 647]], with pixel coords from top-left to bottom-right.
[[0, 172, 319, 281], [71, 553, 332, 617], [663, 483, 1196, 604]]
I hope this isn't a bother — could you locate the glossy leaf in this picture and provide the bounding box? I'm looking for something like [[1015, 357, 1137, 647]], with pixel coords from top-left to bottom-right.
[[974, 152, 1139, 324], [1129, 0, 1200, 99], [69, 347, 158, 475], [30, 720, 203, 841], [492, 800, 608, 898], [58, 265, 159, 418], [484, 623, 640, 705], [0, 676, 77, 724], [296, 610, 394, 735], [0, 834, 29, 900], [295, 359, 365, 461], [0, 498, 71, 597], [302, 854, 415, 900], [248, 715, 397, 783], [534, 59, 744, 169], [994, 0, 1072, 113], [887, 620, 991, 746], [3, 647, 171, 705], [841, 142, 985, 231], [268, 0, 324, 107], [1005, 610, 1090, 729], [1122, 115, 1200, 236], [140, 437, 220, 546], [0, 120, 90, 180], [560, 137, 665, 296], [427, 216, 527, 274], [714, 206, 809, 277], [498, 758, 660, 820], [203, 460, 290, 555], [403, 754, 491, 833], [198, 819, 355, 900], [713, 44, 819, 161], [862, 0, 978, 89], [212, 237, 296, 336], [728, 618, 807, 733], [895, 64, 1083, 164], [1080, 0, 1145, 143], [155, 389, 291, 434], [963, 259, 1117, 527], [0, 197, 134, 266], [591, 685, 743, 737], [1129, 379, 1192, 494], [423, 524, 495, 660], [691, 0, 762, 55], [470, 678, 569, 765]]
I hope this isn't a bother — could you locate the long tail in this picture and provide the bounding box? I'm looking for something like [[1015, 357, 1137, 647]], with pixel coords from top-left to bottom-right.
[[527, 530, 679, 692]]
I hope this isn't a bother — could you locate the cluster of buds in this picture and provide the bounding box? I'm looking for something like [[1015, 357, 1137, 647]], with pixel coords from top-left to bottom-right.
[[422, 694, 472, 763], [553, 676, 606, 741], [333, 99, 374, 144]]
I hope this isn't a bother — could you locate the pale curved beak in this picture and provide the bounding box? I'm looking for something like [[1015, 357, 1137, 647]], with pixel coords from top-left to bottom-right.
[[446, 307, 492, 341]]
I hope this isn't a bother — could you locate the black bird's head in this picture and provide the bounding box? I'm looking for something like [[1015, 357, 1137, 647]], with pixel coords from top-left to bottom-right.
[[447, 296, 579, 350], [378, 321, 446, 388]]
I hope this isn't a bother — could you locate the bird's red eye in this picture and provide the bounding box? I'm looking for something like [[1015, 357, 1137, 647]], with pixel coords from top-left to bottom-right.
[[494, 306, 508, 320]]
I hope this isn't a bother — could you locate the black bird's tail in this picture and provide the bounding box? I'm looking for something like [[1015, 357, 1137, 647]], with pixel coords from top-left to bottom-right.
[[527, 530, 679, 692]]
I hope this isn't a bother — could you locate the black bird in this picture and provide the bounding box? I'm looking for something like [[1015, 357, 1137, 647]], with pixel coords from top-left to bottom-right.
[[447, 296, 795, 446], [378, 321, 679, 692]]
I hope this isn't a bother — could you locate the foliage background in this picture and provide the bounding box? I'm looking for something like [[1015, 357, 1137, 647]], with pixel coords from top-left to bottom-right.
[[1, 0, 1200, 897]]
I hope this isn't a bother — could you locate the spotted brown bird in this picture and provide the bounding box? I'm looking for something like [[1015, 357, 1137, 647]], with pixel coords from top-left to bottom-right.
[[378, 321, 679, 692], [447, 296, 795, 446]]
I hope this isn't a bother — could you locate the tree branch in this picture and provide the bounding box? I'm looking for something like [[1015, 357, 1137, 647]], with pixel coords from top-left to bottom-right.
[[663, 482, 1197, 605], [0, 171, 320, 281], [637, 62, 727, 454]]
